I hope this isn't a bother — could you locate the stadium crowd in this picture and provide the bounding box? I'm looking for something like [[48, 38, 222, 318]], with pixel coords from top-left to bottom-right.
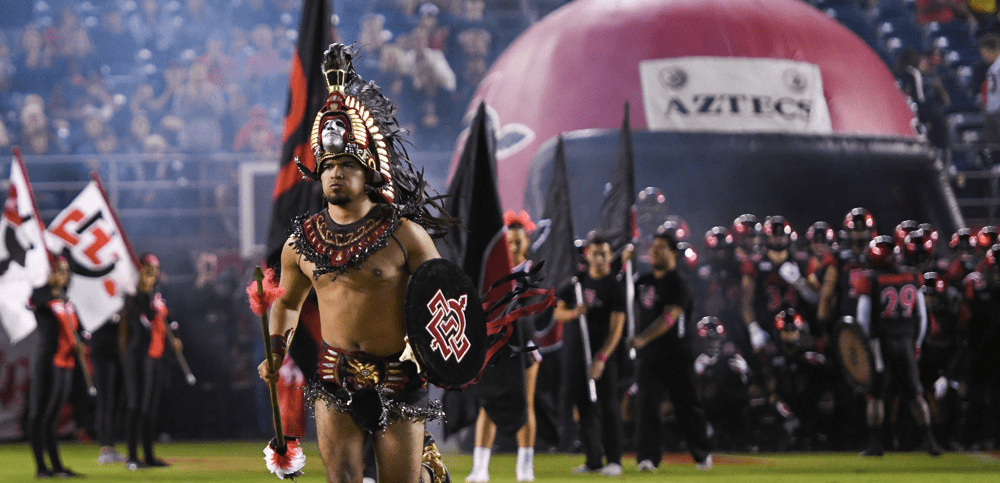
[[1, 0, 999, 171], [0, 0, 540, 163]]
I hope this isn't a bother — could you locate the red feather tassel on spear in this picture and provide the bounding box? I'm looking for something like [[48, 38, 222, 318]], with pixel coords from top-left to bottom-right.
[[249, 266, 304, 480]]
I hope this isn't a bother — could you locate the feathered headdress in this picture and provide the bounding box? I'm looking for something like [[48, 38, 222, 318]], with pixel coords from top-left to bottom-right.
[[296, 44, 395, 202], [295, 43, 457, 234]]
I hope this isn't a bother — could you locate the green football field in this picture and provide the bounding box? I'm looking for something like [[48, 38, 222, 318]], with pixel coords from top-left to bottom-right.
[[1, 442, 997, 482]]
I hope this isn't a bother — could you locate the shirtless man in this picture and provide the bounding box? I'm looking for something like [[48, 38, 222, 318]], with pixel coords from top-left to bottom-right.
[[258, 44, 450, 483]]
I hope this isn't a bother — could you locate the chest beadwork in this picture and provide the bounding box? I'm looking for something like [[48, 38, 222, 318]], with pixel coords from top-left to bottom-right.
[[293, 204, 401, 278]]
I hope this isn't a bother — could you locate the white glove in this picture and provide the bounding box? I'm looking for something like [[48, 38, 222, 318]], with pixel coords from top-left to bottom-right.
[[728, 355, 749, 375], [804, 351, 826, 365], [748, 321, 769, 351], [934, 376, 948, 400], [779, 261, 802, 284], [694, 354, 712, 375]]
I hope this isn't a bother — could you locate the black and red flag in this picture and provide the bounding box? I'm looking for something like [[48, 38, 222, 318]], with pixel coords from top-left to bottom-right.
[[437, 102, 519, 435], [262, 0, 332, 441], [598, 102, 637, 253], [266, 0, 333, 269]]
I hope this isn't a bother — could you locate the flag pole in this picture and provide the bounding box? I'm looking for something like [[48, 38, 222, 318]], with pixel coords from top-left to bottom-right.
[[89, 172, 140, 270], [13, 147, 54, 271], [625, 257, 637, 360], [90, 172, 195, 384], [573, 277, 599, 403]]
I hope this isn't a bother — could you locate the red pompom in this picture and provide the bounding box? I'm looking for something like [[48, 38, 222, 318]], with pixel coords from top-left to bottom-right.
[[247, 267, 285, 316], [263, 437, 305, 480]]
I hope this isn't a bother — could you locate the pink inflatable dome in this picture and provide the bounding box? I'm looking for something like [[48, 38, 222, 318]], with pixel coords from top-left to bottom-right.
[[457, 0, 916, 210]]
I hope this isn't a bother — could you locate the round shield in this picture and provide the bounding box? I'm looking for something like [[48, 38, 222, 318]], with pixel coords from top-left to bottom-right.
[[404, 259, 486, 389], [834, 317, 874, 392]]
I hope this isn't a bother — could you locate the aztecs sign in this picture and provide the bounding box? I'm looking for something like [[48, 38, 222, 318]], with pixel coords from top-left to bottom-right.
[[425, 289, 471, 363], [639, 56, 832, 134]]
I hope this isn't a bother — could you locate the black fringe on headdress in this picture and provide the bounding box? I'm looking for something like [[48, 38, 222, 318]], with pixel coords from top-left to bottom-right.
[[329, 43, 458, 236]]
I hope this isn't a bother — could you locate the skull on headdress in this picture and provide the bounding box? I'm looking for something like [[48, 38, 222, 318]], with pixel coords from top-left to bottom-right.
[[297, 44, 395, 203]]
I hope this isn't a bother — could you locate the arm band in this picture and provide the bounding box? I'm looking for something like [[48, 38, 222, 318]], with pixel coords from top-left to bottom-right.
[[594, 352, 608, 363], [270, 333, 288, 361]]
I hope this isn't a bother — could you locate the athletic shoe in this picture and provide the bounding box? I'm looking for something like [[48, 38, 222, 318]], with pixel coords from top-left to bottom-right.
[[571, 464, 601, 474], [599, 463, 623, 476], [97, 447, 125, 465], [516, 468, 535, 482], [52, 468, 83, 478], [35, 469, 53, 479], [925, 439, 944, 457], [363, 478, 377, 483], [696, 454, 713, 471], [146, 458, 171, 468], [465, 472, 489, 483], [637, 460, 657, 472]]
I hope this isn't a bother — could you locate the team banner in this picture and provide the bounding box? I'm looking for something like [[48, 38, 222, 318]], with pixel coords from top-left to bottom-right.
[[639, 56, 833, 133], [45, 179, 139, 332], [0, 151, 51, 344]]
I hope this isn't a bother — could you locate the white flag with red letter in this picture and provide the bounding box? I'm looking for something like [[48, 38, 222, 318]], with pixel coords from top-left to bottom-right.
[[0, 152, 52, 343], [45, 179, 139, 332]]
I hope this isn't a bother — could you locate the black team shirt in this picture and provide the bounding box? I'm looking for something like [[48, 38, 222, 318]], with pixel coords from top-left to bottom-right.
[[558, 272, 626, 353], [635, 269, 694, 363]]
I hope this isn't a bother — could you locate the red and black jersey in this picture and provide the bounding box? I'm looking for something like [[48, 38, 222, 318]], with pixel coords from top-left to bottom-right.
[[807, 251, 837, 286], [743, 255, 806, 330], [124, 291, 170, 360], [851, 266, 924, 339], [695, 260, 742, 320], [29, 288, 79, 369], [834, 249, 868, 319], [942, 255, 983, 288], [961, 267, 1000, 355]]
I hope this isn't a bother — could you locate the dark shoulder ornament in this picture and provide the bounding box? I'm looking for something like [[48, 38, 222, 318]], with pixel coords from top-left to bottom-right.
[[292, 204, 402, 279]]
